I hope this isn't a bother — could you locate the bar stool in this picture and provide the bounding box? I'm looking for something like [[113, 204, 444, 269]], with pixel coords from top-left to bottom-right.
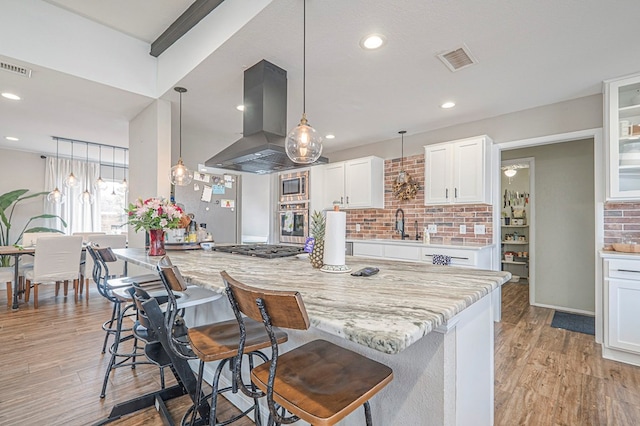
[[222, 270, 394, 426], [87, 245, 164, 398], [156, 258, 287, 426]]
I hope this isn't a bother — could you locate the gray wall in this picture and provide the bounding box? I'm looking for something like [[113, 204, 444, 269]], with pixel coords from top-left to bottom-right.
[[503, 139, 595, 313], [0, 148, 47, 244]]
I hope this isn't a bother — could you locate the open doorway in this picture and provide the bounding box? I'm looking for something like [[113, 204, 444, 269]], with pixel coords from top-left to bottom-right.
[[500, 158, 533, 289], [499, 137, 596, 315]]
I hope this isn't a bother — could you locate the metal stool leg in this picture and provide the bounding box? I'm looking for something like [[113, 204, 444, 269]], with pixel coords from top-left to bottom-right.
[[364, 401, 373, 426]]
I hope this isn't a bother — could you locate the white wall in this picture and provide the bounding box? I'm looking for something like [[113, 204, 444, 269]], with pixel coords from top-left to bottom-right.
[[0, 148, 50, 243], [240, 173, 272, 242]]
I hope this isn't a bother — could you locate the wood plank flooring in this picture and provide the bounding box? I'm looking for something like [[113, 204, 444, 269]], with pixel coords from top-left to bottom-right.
[[2, 282, 640, 425], [495, 283, 640, 425]]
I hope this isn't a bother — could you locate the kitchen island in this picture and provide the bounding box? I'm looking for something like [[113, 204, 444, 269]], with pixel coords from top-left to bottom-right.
[[114, 248, 510, 426]]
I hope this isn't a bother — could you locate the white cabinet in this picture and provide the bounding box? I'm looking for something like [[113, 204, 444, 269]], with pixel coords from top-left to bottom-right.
[[424, 135, 492, 205], [601, 255, 640, 366], [319, 156, 384, 209], [604, 73, 640, 199]]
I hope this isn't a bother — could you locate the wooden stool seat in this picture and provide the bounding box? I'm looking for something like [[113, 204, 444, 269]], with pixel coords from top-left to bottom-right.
[[251, 339, 393, 425], [188, 317, 287, 362]]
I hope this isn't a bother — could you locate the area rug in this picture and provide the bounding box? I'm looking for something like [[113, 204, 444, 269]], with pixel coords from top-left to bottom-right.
[[550, 311, 595, 335]]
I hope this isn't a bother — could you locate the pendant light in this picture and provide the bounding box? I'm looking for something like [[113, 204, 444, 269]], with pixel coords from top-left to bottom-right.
[[95, 145, 107, 190], [121, 148, 129, 192], [111, 146, 117, 196], [64, 140, 79, 188], [79, 142, 95, 205], [170, 86, 193, 186], [396, 130, 407, 184], [47, 138, 66, 204], [285, 0, 323, 164]]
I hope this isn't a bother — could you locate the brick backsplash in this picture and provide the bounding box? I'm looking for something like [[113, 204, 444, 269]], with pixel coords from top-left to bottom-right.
[[344, 155, 493, 245], [604, 202, 640, 244]]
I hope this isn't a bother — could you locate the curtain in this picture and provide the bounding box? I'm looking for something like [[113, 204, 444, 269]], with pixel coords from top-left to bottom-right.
[[44, 157, 101, 234]]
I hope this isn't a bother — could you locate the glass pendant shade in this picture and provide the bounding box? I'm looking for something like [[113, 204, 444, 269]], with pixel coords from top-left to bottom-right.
[[396, 130, 407, 184], [64, 172, 78, 188], [170, 158, 193, 186], [95, 176, 107, 190], [78, 189, 95, 205], [396, 170, 407, 184], [504, 169, 517, 178], [47, 187, 65, 205], [286, 114, 323, 164]]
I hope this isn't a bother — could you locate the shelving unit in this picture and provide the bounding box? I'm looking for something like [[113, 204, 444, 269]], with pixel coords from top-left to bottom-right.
[[501, 224, 529, 282]]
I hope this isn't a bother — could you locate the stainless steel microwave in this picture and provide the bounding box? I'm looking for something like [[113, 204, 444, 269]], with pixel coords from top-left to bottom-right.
[[279, 171, 309, 202]]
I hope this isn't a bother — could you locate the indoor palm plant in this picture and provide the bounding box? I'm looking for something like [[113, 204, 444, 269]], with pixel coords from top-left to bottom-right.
[[0, 189, 66, 267]]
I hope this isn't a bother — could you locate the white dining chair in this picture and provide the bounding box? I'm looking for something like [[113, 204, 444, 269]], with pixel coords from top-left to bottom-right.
[[73, 231, 106, 243], [18, 231, 63, 300], [81, 234, 127, 299], [1, 267, 14, 307], [24, 235, 83, 308]]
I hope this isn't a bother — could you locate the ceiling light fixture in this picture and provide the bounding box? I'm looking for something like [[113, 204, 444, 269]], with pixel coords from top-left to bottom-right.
[[79, 142, 95, 205], [325, 134, 335, 139], [236, 105, 245, 111], [1, 92, 20, 100], [441, 101, 456, 109], [397, 130, 407, 184], [5, 136, 19, 141], [504, 169, 517, 178], [122, 148, 129, 191], [170, 86, 194, 186], [64, 140, 79, 188], [285, 0, 323, 164], [360, 34, 386, 50], [95, 145, 107, 190], [47, 138, 65, 205]]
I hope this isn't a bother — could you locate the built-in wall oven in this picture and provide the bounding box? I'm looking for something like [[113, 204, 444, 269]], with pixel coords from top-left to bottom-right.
[[278, 201, 309, 244], [279, 170, 309, 203]]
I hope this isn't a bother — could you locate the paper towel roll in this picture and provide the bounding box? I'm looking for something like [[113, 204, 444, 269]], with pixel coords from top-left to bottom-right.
[[323, 211, 346, 266]]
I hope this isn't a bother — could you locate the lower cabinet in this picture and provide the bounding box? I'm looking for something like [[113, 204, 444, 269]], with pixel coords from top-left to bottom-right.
[[351, 241, 493, 269], [602, 256, 640, 366]]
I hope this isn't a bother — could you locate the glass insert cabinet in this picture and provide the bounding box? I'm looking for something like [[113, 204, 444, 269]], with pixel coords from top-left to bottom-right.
[[605, 73, 640, 199]]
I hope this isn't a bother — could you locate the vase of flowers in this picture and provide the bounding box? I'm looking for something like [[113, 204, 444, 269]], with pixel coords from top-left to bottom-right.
[[126, 197, 184, 256]]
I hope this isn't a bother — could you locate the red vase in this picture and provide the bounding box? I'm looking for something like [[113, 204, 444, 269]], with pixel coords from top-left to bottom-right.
[[148, 229, 166, 256]]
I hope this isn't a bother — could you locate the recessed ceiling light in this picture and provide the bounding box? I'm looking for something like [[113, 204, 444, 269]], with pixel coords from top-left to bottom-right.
[[1, 92, 21, 101], [325, 134, 335, 139], [5, 136, 19, 141], [360, 34, 386, 50], [236, 105, 245, 111], [441, 102, 456, 109]]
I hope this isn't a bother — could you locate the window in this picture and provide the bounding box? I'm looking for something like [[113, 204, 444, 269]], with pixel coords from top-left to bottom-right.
[[99, 181, 128, 234]]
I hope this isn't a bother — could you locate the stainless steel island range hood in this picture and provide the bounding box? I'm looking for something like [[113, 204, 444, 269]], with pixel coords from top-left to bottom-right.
[[206, 60, 327, 174]]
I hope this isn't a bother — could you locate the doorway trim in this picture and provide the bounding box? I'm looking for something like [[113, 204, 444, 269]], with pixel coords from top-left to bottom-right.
[[492, 127, 604, 342]]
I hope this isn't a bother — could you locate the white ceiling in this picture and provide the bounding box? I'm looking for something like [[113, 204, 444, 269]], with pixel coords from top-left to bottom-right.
[[1, 0, 640, 164]]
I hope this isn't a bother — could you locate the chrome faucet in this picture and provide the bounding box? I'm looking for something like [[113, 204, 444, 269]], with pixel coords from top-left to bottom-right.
[[395, 208, 409, 240]]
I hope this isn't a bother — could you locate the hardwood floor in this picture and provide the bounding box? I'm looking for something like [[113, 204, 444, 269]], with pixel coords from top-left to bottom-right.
[[495, 283, 640, 425], [2, 282, 640, 425], [0, 286, 253, 426]]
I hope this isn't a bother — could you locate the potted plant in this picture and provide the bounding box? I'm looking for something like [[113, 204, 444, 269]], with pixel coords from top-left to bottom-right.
[[0, 189, 67, 267]]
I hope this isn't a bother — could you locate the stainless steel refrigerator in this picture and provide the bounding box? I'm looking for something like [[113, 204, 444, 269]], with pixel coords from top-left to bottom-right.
[[173, 172, 241, 244]]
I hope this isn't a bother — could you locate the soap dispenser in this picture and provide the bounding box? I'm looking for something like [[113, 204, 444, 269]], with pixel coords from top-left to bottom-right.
[[423, 227, 430, 245]]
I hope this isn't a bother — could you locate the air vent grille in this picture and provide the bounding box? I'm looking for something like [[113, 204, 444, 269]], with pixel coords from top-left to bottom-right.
[[0, 61, 32, 78], [437, 45, 477, 72]]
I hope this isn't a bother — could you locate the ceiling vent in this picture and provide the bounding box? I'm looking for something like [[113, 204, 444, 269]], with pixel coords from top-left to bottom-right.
[[437, 44, 477, 72], [0, 61, 32, 78]]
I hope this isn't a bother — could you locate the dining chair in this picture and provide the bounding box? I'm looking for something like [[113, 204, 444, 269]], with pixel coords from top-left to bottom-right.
[[81, 234, 127, 299], [1, 267, 14, 307], [24, 235, 83, 308], [18, 231, 64, 294], [73, 231, 106, 243]]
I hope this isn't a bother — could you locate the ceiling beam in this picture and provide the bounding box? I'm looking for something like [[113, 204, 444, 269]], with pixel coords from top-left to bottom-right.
[[150, 0, 226, 57]]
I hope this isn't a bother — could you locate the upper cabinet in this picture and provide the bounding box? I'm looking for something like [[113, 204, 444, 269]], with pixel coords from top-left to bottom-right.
[[424, 135, 493, 205], [605, 73, 640, 199], [318, 156, 384, 209]]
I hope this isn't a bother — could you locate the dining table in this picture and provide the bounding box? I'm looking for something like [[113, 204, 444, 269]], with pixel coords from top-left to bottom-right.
[[0, 245, 35, 310]]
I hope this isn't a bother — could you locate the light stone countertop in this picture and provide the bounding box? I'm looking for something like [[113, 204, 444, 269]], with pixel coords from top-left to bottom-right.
[[348, 239, 494, 250], [114, 248, 510, 354]]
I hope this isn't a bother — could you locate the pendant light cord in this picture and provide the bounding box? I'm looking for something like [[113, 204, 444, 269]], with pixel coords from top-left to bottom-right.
[[179, 90, 183, 158], [303, 0, 306, 115], [55, 138, 59, 187], [85, 142, 89, 190]]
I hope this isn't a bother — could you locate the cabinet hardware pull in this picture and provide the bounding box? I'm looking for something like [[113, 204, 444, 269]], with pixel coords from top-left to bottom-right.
[[341, 196, 344, 204], [455, 188, 458, 198], [446, 188, 449, 199], [346, 196, 349, 204]]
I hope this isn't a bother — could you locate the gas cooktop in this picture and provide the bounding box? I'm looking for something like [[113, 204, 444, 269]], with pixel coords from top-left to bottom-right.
[[213, 244, 304, 259]]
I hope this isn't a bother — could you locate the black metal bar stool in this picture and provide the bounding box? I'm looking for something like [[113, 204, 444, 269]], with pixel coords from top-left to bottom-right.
[[156, 258, 287, 426], [87, 245, 165, 398], [222, 270, 394, 426]]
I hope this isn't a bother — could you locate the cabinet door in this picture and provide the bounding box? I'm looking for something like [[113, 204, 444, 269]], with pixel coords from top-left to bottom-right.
[[321, 163, 345, 208], [424, 144, 452, 205], [453, 138, 485, 204], [605, 74, 640, 199], [608, 278, 640, 353], [345, 158, 373, 208]]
